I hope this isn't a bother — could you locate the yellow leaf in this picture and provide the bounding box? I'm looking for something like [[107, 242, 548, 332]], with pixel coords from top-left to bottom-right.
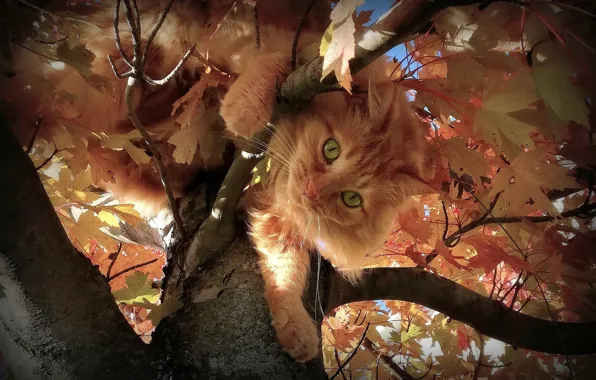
[[97, 210, 120, 227], [100, 130, 151, 165], [319, 23, 333, 57], [400, 324, 422, 343], [66, 210, 113, 250], [320, 0, 363, 92]]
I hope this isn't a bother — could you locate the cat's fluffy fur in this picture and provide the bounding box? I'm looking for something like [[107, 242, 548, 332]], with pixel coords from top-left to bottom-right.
[[4, 0, 430, 362]]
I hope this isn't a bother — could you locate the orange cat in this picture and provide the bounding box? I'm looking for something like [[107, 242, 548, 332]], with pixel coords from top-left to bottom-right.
[[3, 0, 430, 362], [224, 56, 430, 360]]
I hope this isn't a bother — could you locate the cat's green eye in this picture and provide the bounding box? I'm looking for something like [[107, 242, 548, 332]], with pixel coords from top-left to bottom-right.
[[323, 138, 340, 162], [341, 191, 362, 208]]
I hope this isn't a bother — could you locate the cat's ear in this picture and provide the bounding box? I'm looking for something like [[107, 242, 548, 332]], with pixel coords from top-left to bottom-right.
[[367, 79, 396, 124], [367, 80, 410, 134]]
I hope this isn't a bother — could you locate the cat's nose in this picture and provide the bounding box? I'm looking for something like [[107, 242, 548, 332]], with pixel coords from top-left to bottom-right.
[[303, 180, 319, 201]]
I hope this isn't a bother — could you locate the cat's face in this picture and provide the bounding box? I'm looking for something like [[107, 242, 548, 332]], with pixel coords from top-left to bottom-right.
[[274, 83, 427, 251]]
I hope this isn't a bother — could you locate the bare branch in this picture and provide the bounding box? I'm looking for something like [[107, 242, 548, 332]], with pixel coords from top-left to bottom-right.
[[25, 117, 43, 154], [108, 258, 158, 282], [142, 45, 196, 86], [327, 267, 596, 355], [291, 0, 317, 70], [141, 0, 175, 66], [363, 338, 415, 380], [106, 243, 123, 279], [330, 323, 370, 380], [109, 0, 191, 238], [113, 0, 133, 69], [35, 145, 61, 170]]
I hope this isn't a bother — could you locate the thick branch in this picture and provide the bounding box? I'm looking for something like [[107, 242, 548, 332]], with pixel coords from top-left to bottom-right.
[[327, 267, 596, 355]]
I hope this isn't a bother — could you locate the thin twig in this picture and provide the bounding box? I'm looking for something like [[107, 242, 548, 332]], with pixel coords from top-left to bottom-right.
[[25, 117, 43, 154], [291, 0, 317, 70], [499, 270, 524, 304], [363, 337, 416, 380], [108, 258, 158, 282], [441, 201, 449, 241], [141, 0, 175, 65], [334, 349, 348, 380], [489, 267, 498, 299], [35, 143, 62, 170], [106, 243, 123, 279], [330, 323, 370, 380], [534, 274, 575, 378]]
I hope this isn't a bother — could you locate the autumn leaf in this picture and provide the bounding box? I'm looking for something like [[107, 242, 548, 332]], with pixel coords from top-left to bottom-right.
[[112, 271, 160, 304], [52, 167, 101, 204], [87, 145, 117, 184], [320, 0, 363, 92], [397, 207, 434, 245], [466, 236, 531, 273], [489, 149, 578, 216], [532, 45, 589, 128], [400, 324, 423, 343], [99, 130, 151, 165], [474, 68, 538, 157], [62, 210, 113, 251], [439, 136, 489, 185], [147, 296, 183, 325]]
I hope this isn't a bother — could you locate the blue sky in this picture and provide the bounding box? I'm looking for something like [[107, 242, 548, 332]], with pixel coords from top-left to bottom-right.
[[357, 0, 408, 61]]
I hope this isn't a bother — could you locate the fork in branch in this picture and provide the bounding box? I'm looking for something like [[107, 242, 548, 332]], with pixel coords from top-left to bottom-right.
[[107, 0, 195, 238]]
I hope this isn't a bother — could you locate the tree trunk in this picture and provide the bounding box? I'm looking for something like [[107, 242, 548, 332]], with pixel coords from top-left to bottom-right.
[[0, 116, 159, 380], [153, 237, 328, 379]]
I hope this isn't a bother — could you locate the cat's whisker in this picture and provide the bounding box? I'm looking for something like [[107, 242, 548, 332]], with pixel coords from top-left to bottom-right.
[[264, 121, 297, 159], [314, 215, 324, 324], [237, 106, 295, 159], [216, 133, 293, 169], [300, 214, 313, 251], [252, 134, 298, 172], [272, 118, 298, 154]]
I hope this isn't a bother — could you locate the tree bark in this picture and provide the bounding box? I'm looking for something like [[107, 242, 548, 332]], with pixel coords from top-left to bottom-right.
[[0, 116, 159, 380]]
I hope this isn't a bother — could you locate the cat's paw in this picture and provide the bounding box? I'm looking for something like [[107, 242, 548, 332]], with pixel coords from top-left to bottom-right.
[[272, 309, 319, 362], [220, 53, 289, 139], [220, 86, 270, 139]]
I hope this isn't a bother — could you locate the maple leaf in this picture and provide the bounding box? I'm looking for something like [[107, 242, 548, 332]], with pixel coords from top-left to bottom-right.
[[531, 44, 589, 128], [439, 136, 489, 185], [52, 167, 101, 204], [474, 68, 539, 157], [456, 327, 469, 350], [400, 324, 423, 343], [559, 123, 596, 167], [466, 236, 531, 273], [319, 0, 363, 92], [99, 130, 151, 165], [55, 40, 109, 92], [489, 149, 578, 216], [112, 271, 160, 304], [397, 207, 434, 245], [62, 210, 113, 251], [87, 146, 117, 184]]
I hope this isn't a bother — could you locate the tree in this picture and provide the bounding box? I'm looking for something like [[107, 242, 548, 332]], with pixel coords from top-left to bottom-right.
[[1, 0, 596, 379]]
